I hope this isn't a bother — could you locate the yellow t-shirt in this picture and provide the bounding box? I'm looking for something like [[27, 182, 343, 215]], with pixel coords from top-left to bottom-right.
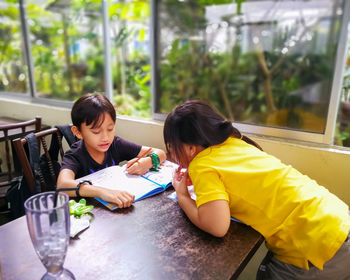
[[189, 137, 350, 270]]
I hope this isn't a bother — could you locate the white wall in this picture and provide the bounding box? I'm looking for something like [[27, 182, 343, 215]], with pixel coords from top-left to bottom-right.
[[1, 97, 349, 279], [2, 97, 348, 203]]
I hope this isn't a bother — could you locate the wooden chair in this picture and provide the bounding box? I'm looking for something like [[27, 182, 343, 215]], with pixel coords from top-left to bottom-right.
[[12, 127, 69, 194], [0, 117, 42, 190], [0, 117, 42, 224]]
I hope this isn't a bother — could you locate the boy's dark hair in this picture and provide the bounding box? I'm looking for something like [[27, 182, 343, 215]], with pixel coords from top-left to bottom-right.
[[71, 93, 116, 129], [163, 100, 262, 165]]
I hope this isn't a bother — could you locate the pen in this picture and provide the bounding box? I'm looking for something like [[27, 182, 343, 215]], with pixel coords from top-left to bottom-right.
[[127, 147, 152, 168]]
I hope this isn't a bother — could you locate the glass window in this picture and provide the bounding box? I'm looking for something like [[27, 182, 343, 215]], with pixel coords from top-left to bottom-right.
[[0, 0, 28, 94], [154, 0, 345, 139], [26, 0, 105, 100], [109, 0, 151, 117], [1, 0, 350, 148], [337, 37, 350, 147]]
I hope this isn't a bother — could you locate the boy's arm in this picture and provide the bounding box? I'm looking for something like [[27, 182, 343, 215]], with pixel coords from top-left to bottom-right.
[[57, 168, 101, 198], [57, 169, 135, 208], [126, 146, 167, 175]]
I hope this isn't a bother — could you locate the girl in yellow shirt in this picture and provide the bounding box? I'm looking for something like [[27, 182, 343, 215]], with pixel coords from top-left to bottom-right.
[[163, 100, 350, 279]]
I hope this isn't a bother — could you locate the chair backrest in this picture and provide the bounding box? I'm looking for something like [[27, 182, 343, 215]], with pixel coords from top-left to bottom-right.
[[0, 116, 42, 187], [12, 127, 72, 193]]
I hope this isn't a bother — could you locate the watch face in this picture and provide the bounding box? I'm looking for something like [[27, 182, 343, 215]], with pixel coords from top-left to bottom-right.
[[79, 180, 92, 186]]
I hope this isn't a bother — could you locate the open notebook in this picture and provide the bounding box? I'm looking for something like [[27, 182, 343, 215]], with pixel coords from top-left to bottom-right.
[[78, 160, 178, 210]]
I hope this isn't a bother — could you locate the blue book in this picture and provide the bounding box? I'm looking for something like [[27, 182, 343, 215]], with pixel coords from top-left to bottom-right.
[[78, 160, 178, 210]]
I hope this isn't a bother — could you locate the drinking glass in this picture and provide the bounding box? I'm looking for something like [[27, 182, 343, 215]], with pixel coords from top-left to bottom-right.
[[25, 192, 75, 280]]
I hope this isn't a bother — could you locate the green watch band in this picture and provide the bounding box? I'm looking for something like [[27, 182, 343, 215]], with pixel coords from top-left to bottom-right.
[[146, 153, 160, 171]]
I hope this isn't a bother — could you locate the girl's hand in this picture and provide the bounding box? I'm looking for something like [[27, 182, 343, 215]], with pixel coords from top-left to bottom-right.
[[126, 157, 152, 175], [172, 167, 191, 198], [100, 189, 135, 208]]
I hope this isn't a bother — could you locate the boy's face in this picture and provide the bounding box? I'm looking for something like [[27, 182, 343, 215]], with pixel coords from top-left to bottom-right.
[[75, 112, 116, 156]]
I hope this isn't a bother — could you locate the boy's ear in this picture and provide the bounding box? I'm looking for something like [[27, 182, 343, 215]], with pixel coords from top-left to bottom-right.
[[71, 126, 82, 140]]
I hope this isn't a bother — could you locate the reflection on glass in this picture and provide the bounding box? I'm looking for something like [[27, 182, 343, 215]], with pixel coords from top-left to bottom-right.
[[109, 0, 152, 118], [156, 0, 344, 133], [337, 40, 350, 147], [27, 0, 105, 100], [0, 0, 28, 94]]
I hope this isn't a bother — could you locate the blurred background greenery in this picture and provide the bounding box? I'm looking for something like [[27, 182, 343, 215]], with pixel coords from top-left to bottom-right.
[[1, 0, 350, 146]]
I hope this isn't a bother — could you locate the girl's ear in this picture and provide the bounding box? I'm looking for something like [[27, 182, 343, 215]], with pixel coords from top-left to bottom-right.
[[188, 145, 204, 159], [71, 126, 82, 140]]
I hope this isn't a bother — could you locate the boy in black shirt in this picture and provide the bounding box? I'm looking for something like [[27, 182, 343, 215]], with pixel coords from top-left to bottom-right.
[[57, 94, 166, 208]]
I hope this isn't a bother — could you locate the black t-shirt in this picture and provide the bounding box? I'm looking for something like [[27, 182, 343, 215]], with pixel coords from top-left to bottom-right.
[[61, 136, 141, 178]]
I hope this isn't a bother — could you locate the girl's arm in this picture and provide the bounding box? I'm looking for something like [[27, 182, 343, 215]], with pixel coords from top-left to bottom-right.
[[57, 169, 135, 208], [173, 169, 231, 237], [126, 146, 167, 175]]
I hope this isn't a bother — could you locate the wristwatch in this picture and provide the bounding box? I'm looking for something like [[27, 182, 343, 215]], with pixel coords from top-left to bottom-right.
[[76, 180, 92, 197]]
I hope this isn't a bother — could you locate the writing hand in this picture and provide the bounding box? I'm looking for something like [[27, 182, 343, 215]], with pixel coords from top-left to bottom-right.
[[126, 157, 151, 175], [126, 157, 138, 169]]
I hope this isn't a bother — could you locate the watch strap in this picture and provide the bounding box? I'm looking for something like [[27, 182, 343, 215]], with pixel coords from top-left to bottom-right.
[[76, 180, 92, 197]]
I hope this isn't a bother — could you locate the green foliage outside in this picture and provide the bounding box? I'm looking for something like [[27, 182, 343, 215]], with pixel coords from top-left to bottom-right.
[[1, 0, 350, 146], [0, 0, 152, 117], [157, 0, 339, 135], [0, 1, 26, 93]]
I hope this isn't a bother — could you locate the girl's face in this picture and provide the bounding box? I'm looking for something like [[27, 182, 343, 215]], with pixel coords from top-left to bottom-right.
[[75, 112, 116, 157]]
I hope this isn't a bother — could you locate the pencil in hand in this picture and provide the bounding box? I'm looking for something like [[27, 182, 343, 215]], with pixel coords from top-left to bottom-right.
[[127, 147, 152, 168]]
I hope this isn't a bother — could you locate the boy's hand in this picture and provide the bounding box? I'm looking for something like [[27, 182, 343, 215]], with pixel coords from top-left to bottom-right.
[[126, 157, 152, 175], [100, 189, 135, 208]]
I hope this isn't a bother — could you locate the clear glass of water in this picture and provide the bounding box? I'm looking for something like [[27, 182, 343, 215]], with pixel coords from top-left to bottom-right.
[[25, 192, 75, 280]]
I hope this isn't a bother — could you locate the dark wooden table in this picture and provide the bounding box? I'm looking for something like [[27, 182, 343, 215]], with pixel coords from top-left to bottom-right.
[[0, 189, 263, 280]]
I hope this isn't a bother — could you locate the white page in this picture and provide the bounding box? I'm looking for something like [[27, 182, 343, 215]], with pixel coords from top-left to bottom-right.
[[78, 161, 178, 201], [142, 160, 178, 186], [78, 165, 157, 200]]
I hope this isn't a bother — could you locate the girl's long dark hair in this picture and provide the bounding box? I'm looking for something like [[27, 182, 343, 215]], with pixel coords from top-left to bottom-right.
[[163, 100, 262, 165]]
